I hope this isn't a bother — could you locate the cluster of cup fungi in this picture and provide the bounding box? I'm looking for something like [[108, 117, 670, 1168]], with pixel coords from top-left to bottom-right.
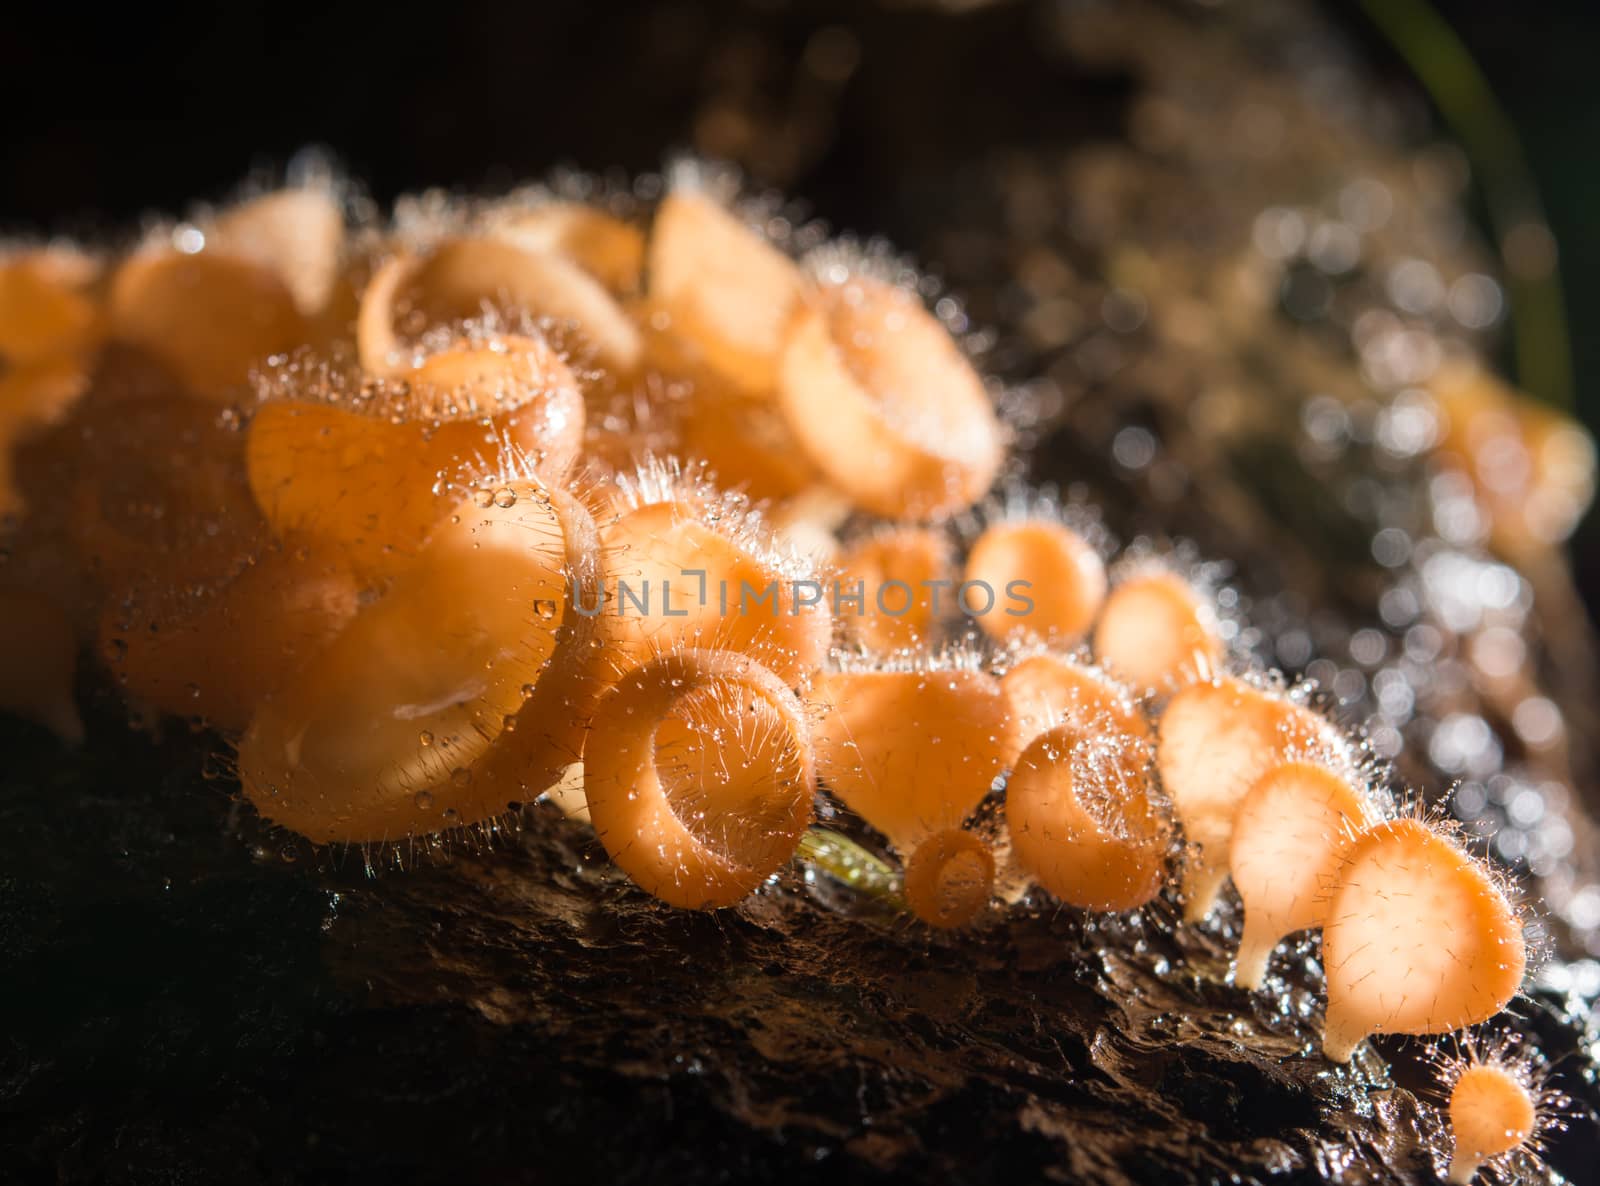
[[0, 163, 1581, 1177]]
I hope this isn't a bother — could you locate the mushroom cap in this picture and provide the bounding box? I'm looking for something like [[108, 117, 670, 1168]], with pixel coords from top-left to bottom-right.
[[1322, 819, 1525, 1061], [1446, 1063, 1538, 1185], [584, 648, 815, 909], [1092, 569, 1221, 698]]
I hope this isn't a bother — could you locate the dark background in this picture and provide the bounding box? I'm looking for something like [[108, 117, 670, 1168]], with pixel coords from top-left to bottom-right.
[[4, 0, 1597, 591]]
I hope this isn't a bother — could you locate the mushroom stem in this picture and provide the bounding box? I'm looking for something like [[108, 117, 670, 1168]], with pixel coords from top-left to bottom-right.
[[1446, 1150, 1481, 1186], [1180, 864, 1230, 923], [1322, 1007, 1365, 1063], [1233, 918, 1277, 990]]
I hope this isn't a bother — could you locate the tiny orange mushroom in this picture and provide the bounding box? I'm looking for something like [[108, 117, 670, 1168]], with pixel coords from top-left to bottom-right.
[[1092, 568, 1222, 699]]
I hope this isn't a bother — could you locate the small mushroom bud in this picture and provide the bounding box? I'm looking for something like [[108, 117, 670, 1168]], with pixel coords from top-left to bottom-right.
[[1093, 568, 1222, 698], [964, 518, 1105, 644]]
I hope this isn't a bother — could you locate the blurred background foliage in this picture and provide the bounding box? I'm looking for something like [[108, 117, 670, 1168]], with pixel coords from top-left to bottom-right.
[[5, 0, 1596, 609]]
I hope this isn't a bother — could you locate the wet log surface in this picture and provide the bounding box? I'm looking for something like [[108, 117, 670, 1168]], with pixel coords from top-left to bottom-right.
[[3, 1, 1598, 1183], [3, 711, 1594, 1184]]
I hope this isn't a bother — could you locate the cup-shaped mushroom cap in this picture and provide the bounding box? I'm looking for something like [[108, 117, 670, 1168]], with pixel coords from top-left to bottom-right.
[[584, 649, 815, 909], [247, 335, 584, 575], [109, 248, 306, 399], [1321, 819, 1525, 1062], [490, 202, 645, 298], [776, 275, 1003, 520], [101, 540, 360, 732], [1002, 651, 1146, 750], [1446, 1064, 1538, 1185], [1005, 724, 1170, 911], [837, 526, 956, 651], [1156, 675, 1346, 921], [965, 520, 1105, 644], [645, 191, 803, 392], [904, 827, 996, 929], [808, 665, 1014, 852], [0, 589, 84, 742], [212, 187, 345, 316], [598, 497, 832, 688], [1092, 569, 1222, 698], [238, 476, 595, 843], [358, 237, 641, 376], [1229, 761, 1372, 988], [452, 488, 603, 805]]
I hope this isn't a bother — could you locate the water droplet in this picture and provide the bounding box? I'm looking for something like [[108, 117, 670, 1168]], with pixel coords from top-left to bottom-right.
[[419, 730, 434, 747], [414, 790, 435, 810]]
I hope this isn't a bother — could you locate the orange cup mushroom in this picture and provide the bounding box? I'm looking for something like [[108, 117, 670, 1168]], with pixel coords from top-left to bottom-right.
[[210, 186, 346, 318], [247, 334, 584, 575], [965, 518, 1105, 643], [837, 526, 956, 651], [109, 242, 307, 400], [463, 485, 604, 806], [1445, 1060, 1542, 1185], [1001, 650, 1146, 749], [1320, 819, 1526, 1062], [358, 236, 642, 377], [238, 474, 598, 843], [808, 661, 1016, 927], [597, 467, 832, 688], [1155, 675, 1348, 921], [1432, 361, 1597, 555], [583, 648, 815, 909], [645, 189, 802, 393], [903, 828, 999, 929], [776, 273, 1004, 520], [1092, 568, 1222, 698], [1227, 761, 1375, 989], [1005, 724, 1171, 912], [490, 200, 645, 299]]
